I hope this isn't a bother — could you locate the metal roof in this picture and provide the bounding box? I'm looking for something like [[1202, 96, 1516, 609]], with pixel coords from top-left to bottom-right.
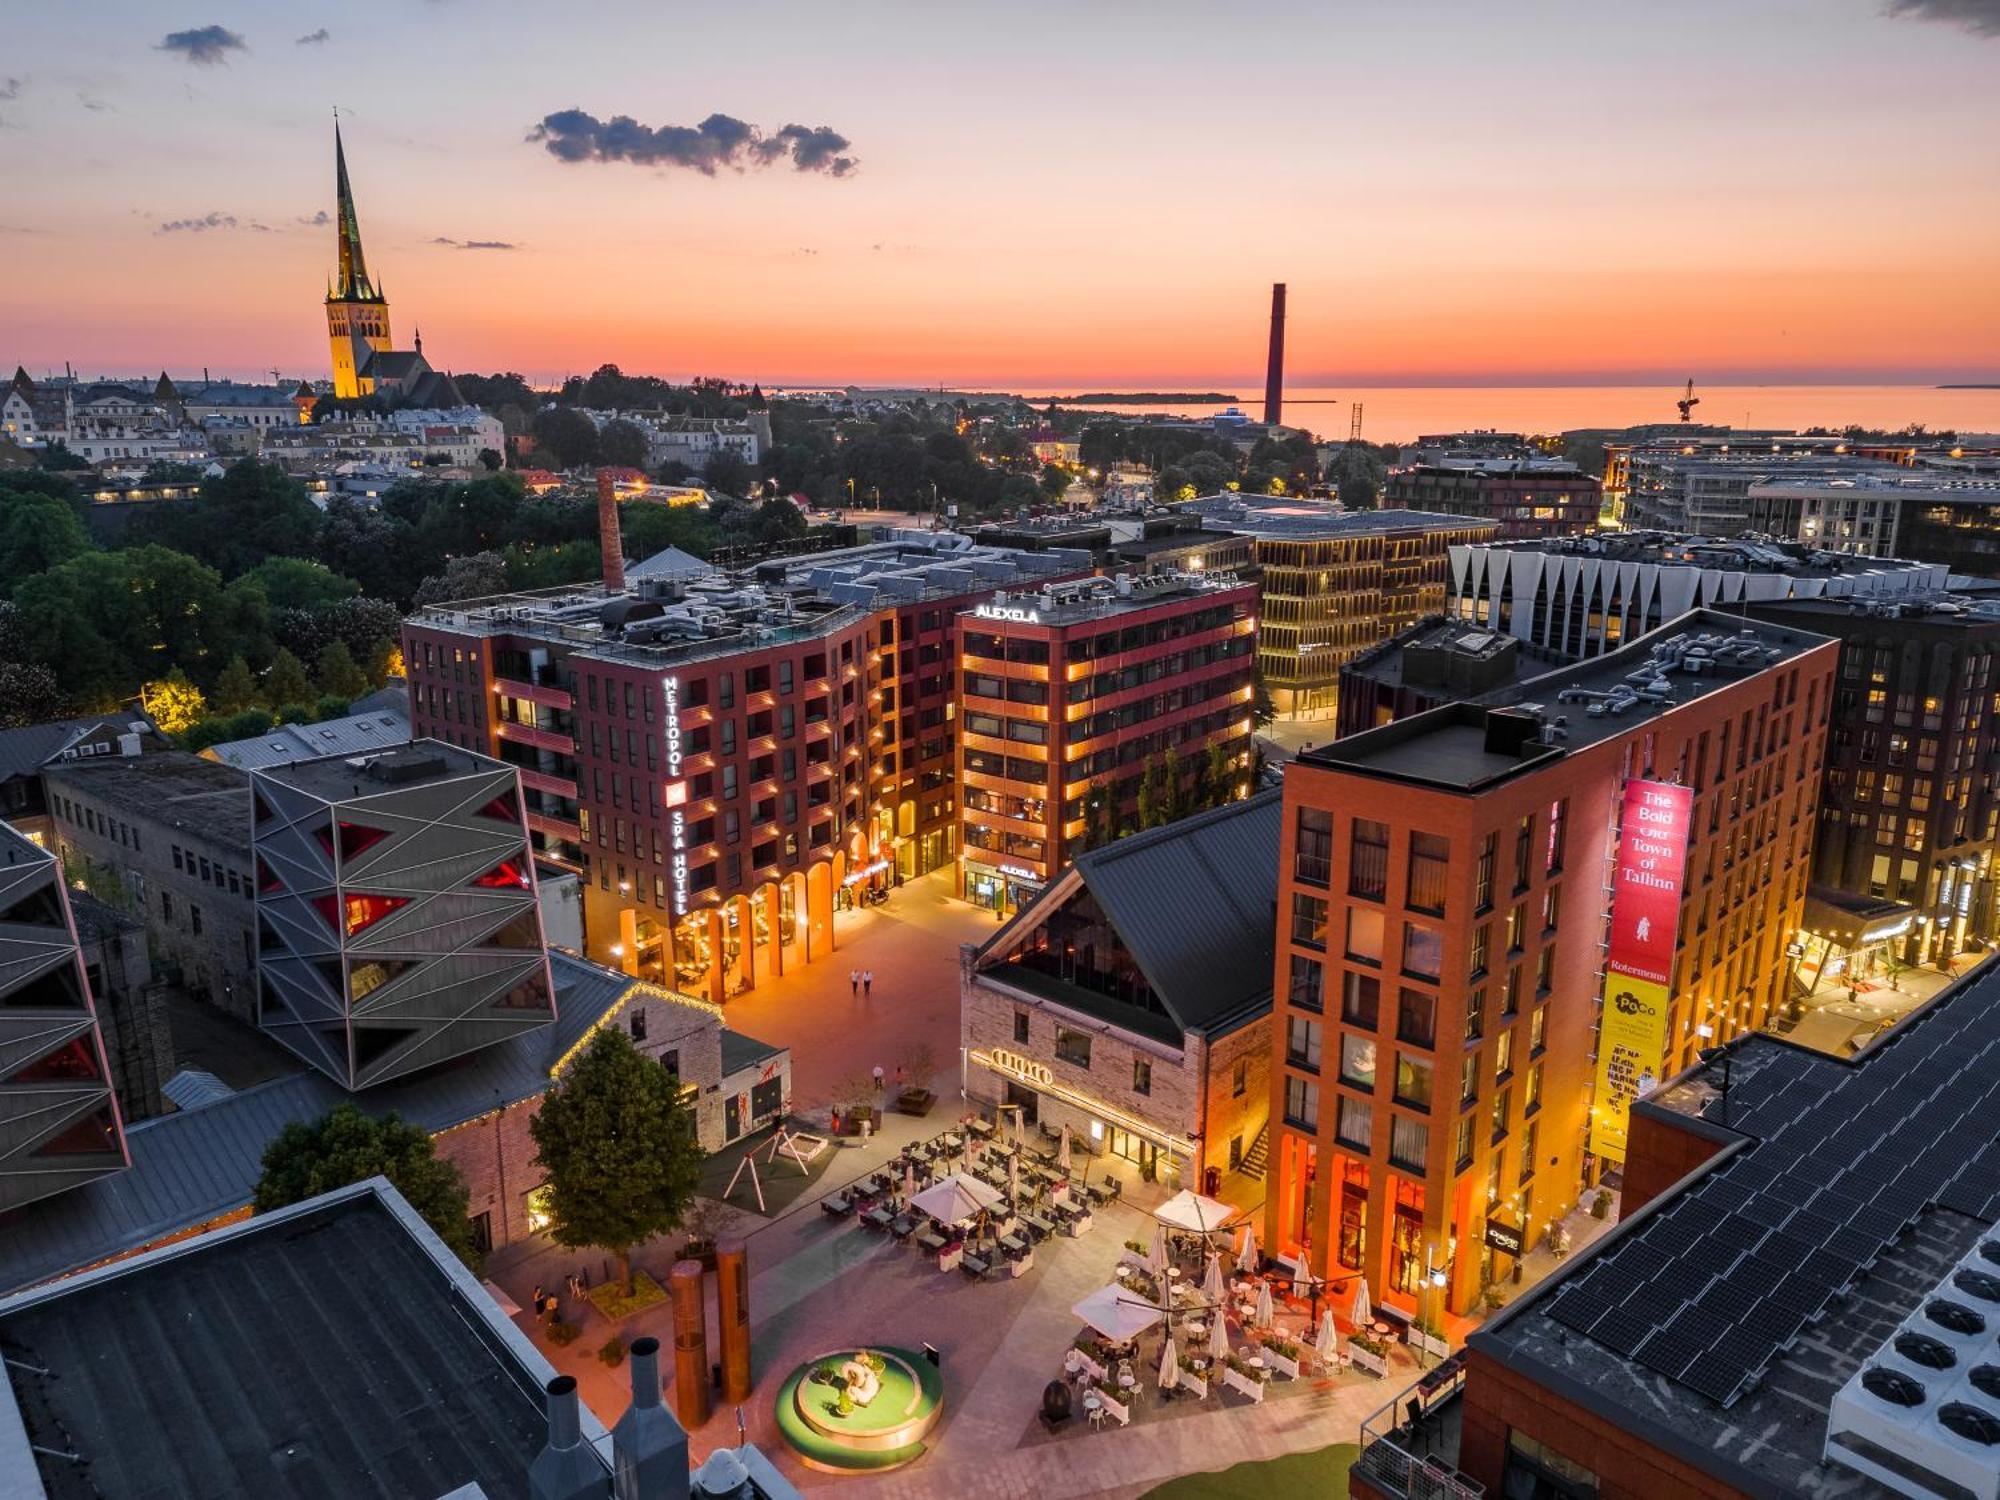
[[202, 709, 410, 771], [720, 1028, 783, 1078], [0, 949, 631, 1296], [1066, 789, 1282, 1037]]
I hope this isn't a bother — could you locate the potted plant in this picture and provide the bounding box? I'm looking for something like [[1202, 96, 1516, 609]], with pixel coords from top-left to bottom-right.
[[679, 1198, 737, 1270], [547, 1321, 582, 1348], [1591, 1188, 1613, 1219], [1222, 1354, 1267, 1402], [1176, 1350, 1208, 1399], [598, 1335, 627, 1367], [1482, 1284, 1508, 1312], [1412, 1314, 1451, 1361], [1094, 1377, 1131, 1425], [1259, 1335, 1303, 1379], [895, 1043, 938, 1115], [1348, 1331, 1389, 1376], [834, 1071, 875, 1133], [836, 1389, 855, 1417]]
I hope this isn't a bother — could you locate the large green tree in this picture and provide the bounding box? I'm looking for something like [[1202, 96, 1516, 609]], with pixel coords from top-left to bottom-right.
[[532, 407, 600, 470], [528, 1027, 705, 1294], [0, 486, 92, 595], [129, 460, 322, 578], [254, 1104, 480, 1267], [315, 640, 370, 699], [263, 647, 313, 708], [598, 418, 650, 470]]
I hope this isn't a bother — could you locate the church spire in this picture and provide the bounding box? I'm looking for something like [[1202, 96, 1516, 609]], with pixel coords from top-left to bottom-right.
[[332, 121, 378, 302]]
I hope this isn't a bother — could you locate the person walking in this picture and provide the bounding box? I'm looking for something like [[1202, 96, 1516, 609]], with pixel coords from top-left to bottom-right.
[[873, 1064, 885, 1093], [894, 1063, 906, 1093], [849, 968, 860, 997], [863, 969, 874, 998]]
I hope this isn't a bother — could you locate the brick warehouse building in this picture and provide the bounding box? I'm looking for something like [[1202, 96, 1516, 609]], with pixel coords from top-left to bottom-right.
[[1382, 458, 1602, 541], [1266, 611, 1837, 1317], [956, 571, 1259, 914], [404, 532, 1090, 1001]]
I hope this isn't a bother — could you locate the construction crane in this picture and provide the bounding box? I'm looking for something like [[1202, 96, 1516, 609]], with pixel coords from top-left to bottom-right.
[[1676, 379, 1701, 423]]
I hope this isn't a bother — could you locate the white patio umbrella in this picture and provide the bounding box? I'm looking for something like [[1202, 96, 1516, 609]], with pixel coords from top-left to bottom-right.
[[1155, 1188, 1238, 1236], [901, 1158, 916, 1204], [1007, 1150, 1020, 1207], [1057, 1123, 1072, 1174], [1158, 1332, 1180, 1393], [1072, 1283, 1164, 1343], [1350, 1276, 1372, 1329], [908, 1172, 1003, 1226], [1012, 1108, 1025, 1149], [1254, 1279, 1275, 1329], [1315, 1309, 1339, 1367], [1208, 1307, 1231, 1362], [1202, 1250, 1225, 1305], [1237, 1222, 1259, 1273], [1147, 1221, 1169, 1279]]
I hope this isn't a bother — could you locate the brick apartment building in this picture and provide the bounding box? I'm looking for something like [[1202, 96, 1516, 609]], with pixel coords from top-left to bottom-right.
[[960, 791, 1277, 1196], [1267, 611, 1837, 1317], [956, 572, 1258, 914], [1383, 459, 1601, 540], [1350, 958, 2000, 1500], [403, 532, 1090, 1001]]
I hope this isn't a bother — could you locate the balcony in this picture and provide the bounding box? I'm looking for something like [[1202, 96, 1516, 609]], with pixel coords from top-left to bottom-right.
[[495, 719, 575, 756], [525, 809, 581, 842], [494, 674, 573, 711], [515, 766, 577, 799], [1354, 1362, 1481, 1499]]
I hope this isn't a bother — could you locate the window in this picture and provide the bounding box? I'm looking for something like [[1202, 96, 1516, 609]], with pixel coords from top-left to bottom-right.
[[1401, 923, 1442, 982], [1519, 1119, 1539, 1183], [1286, 1075, 1322, 1132], [525, 1185, 554, 1233], [1513, 813, 1534, 892], [1491, 1085, 1512, 1142], [1530, 1005, 1548, 1054], [1232, 1058, 1248, 1098], [1502, 965, 1522, 1017], [1535, 946, 1554, 996], [1454, 1115, 1475, 1171], [1406, 831, 1450, 914], [1466, 986, 1487, 1041], [1460, 1053, 1479, 1106], [663, 1048, 681, 1079], [1389, 1115, 1429, 1172], [1394, 1054, 1433, 1110], [1503, 1430, 1599, 1500], [1014, 1010, 1030, 1045], [1133, 1056, 1152, 1096], [1295, 806, 1332, 885], [1287, 1016, 1323, 1071], [630, 1008, 648, 1041], [1345, 907, 1385, 965], [190, 904, 203, 936], [1541, 884, 1561, 933], [1495, 1029, 1515, 1079], [1525, 1061, 1543, 1114], [1349, 818, 1389, 900], [1341, 971, 1380, 1028], [1396, 988, 1436, 1048], [1055, 1027, 1092, 1069], [1475, 831, 1497, 910], [1339, 1033, 1376, 1089], [1546, 798, 1568, 873], [1287, 955, 1324, 1012], [1505, 903, 1525, 953], [1469, 922, 1490, 979], [1291, 892, 1329, 949], [1335, 1094, 1371, 1150]]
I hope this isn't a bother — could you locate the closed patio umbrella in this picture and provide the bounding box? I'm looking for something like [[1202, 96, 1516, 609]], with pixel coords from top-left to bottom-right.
[[1202, 1250, 1225, 1305], [901, 1158, 916, 1204], [1350, 1277, 1372, 1329], [1208, 1306, 1230, 1362], [1007, 1150, 1020, 1207], [1158, 1332, 1179, 1393], [1237, 1222, 1259, 1274], [1315, 1308, 1339, 1368], [1057, 1123, 1072, 1174], [1254, 1279, 1275, 1329], [1148, 1221, 1169, 1280]]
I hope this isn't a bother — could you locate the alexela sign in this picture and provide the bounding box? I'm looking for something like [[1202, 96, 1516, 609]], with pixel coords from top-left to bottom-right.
[[973, 603, 1041, 624]]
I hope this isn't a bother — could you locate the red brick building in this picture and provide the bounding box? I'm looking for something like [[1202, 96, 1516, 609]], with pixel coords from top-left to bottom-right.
[[1383, 459, 1601, 540], [1267, 611, 1836, 1318], [955, 573, 1259, 914], [404, 534, 1089, 1000]]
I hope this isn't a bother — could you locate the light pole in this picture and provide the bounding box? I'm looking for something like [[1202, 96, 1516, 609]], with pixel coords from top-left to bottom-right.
[[1419, 1256, 1448, 1368]]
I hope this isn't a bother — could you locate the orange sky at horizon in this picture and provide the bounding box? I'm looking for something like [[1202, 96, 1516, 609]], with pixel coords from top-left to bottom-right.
[[4, 0, 1998, 388]]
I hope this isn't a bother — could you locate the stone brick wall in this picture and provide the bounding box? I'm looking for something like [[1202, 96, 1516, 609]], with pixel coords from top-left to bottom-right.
[[1196, 1016, 1271, 1181], [434, 1097, 547, 1256]]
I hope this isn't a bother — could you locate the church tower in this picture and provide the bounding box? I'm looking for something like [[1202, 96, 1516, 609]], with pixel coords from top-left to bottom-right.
[[324, 123, 392, 399]]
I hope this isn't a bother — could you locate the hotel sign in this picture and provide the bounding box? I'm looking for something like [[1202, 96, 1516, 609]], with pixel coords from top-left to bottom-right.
[[663, 675, 688, 915], [973, 603, 1041, 625], [1590, 779, 1692, 1163]]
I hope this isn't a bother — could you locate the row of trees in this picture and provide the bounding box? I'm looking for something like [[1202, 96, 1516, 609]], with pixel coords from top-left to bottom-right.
[[1076, 743, 1247, 853]]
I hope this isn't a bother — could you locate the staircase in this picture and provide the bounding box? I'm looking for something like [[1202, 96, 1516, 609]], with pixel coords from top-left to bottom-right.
[[1236, 1122, 1269, 1182]]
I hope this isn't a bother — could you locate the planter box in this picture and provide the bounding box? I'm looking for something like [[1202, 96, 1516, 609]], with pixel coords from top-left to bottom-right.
[[894, 1089, 935, 1117], [1072, 1350, 1107, 1384], [1412, 1330, 1452, 1361], [1223, 1368, 1266, 1403], [1008, 1249, 1033, 1278], [1350, 1346, 1389, 1377], [1174, 1372, 1208, 1400], [1095, 1390, 1131, 1426], [1260, 1348, 1301, 1380], [1066, 1211, 1093, 1237], [937, 1245, 963, 1273]]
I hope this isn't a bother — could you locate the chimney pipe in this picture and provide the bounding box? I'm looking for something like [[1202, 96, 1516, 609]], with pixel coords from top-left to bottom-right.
[[613, 1337, 691, 1500], [529, 1376, 611, 1500], [1263, 283, 1286, 428], [597, 470, 627, 594]]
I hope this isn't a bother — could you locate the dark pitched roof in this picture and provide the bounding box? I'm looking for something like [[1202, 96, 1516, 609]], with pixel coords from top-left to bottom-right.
[[358, 349, 427, 381], [1070, 790, 1282, 1035], [0, 1183, 560, 1500], [0, 715, 147, 783], [0, 949, 631, 1295], [720, 1028, 783, 1077]]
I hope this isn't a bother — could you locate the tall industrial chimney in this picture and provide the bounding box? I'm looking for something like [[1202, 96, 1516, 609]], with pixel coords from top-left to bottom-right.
[[597, 469, 626, 593], [528, 1376, 611, 1500], [1263, 283, 1286, 428], [613, 1337, 690, 1500]]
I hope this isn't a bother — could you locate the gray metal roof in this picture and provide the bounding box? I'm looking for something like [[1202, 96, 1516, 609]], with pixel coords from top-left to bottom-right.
[[1067, 790, 1282, 1036], [720, 1028, 783, 1078], [0, 949, 630, 1296], [0, 714, 148, 783], [626, 544, 717, 583], [203, 708, 410, 770]]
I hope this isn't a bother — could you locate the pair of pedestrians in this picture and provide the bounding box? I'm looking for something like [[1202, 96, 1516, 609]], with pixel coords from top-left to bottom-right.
[[848, 968, 875, 998]]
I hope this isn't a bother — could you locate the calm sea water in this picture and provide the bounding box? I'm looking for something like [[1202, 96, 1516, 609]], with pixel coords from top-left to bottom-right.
[[1022, 385, 2000, 445]]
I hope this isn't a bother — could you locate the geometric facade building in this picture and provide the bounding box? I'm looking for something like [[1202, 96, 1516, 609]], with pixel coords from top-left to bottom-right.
[[252, 742, 555, 1090], [0, 821, 128, 1215]]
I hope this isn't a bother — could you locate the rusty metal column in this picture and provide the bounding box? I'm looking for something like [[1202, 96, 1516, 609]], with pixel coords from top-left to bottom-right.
[[668, 1258, 709, 1430], [716, 1237, 751, 1402]]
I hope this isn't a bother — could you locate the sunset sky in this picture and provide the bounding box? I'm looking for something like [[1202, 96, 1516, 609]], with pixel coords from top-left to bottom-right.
[[3, 0, 1998, 389]]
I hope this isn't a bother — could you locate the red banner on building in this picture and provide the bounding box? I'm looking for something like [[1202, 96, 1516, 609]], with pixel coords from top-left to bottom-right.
[[1591, 779, 1693, 1162]]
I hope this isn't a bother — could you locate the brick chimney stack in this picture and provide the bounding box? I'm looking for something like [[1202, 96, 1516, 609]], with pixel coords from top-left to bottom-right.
[[597, 469, 626, 593]]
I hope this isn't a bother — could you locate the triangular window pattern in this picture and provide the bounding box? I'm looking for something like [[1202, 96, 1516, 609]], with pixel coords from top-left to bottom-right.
[[35, 1105, 120, 1157], [475, 789, 521, 824], [353, 1026, 420, 1070], [313, 822, 390, 863], [484, 909, 544, 951], [7, 1037, 101, 1085], [253, 790, 276, 825], [496, 970, 552, 1010], [310, 892, 410, 937], [349, 958, 414, 1001], [471, 859, 529, 891], [257, 857, 285, 897], [0, 963, 85, 1011], [0, 882, 64, 930]]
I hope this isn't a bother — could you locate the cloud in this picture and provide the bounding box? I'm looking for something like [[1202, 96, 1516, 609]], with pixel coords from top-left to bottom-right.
[[296, 27, 331, 45], [78, 93, 111, 112], [156, 211, 238, 233], [1883, 0, 2000, 32], [527, 109, 858, 177], [298, 209, 330, 227], [431, 236, 520, 250], [0, 78, 20, 101], [157, 25, 247, 65]]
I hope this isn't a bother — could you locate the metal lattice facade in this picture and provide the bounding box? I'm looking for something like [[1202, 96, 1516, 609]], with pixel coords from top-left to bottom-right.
[[0, 822, 128, 1214], [252, 743, 555, 1090]]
